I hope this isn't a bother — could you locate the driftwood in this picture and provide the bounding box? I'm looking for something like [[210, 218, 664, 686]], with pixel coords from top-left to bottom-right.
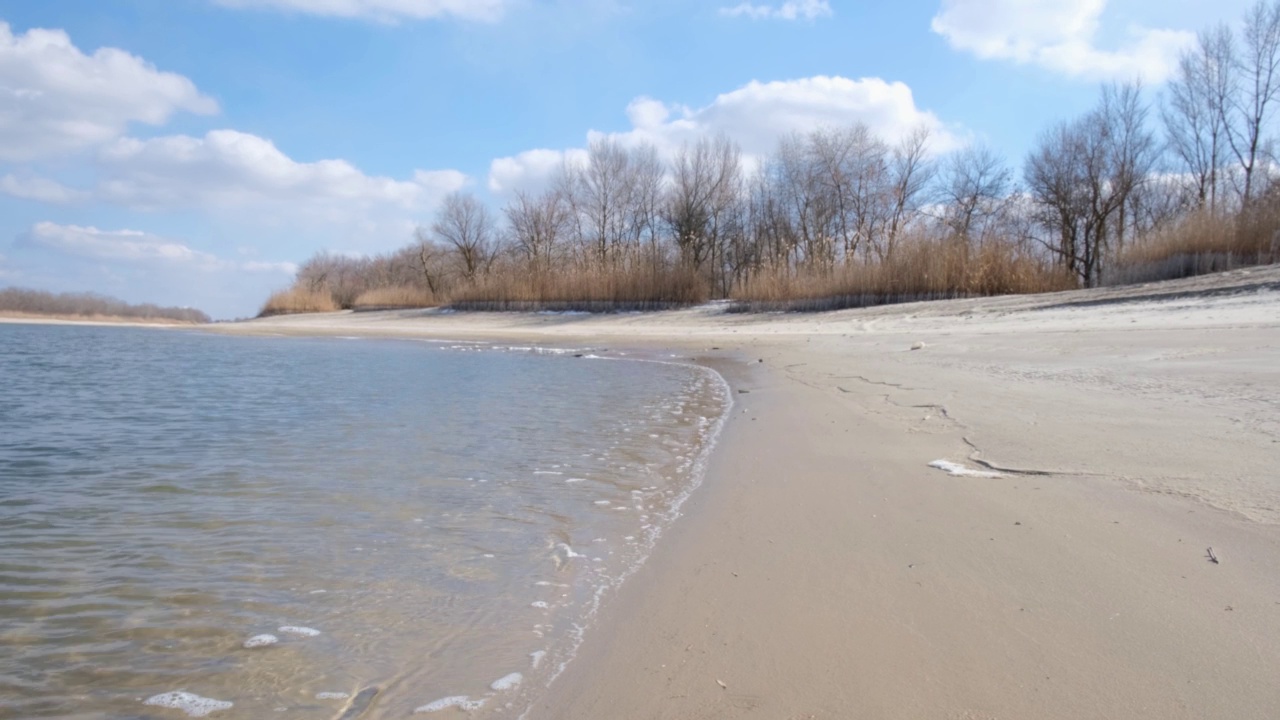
[[1207, 547, 1220, 564]]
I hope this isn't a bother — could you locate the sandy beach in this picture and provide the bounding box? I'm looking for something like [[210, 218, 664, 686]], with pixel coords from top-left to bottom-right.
[[214, 266, 1280, 719]]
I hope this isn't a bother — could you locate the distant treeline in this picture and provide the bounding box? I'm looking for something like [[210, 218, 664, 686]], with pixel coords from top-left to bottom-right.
[[264, 3, 1280, 316], [0, 287, 210, 324]]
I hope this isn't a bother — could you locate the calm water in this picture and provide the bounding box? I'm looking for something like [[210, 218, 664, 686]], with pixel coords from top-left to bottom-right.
[[0, 324, 729, 719]]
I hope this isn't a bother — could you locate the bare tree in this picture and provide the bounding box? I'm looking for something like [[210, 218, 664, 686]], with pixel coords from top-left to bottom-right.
[[664, 135, 743, 280], [884, 126, 936, 258], [432, 192, 496, 282], [1164, 28, 1233, 212], [1225, 0, 1280, 204], [504, 188, 571, 273], [941, 143, 1013, 242], [1025, 84, 1156, 286]]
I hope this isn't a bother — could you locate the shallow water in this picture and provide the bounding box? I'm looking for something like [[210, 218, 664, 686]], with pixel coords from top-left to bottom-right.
[[0, 325, 729, 719]]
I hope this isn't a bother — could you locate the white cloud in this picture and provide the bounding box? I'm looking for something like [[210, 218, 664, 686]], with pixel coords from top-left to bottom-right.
[[91, 130, 468, 216], [211, 0, 507, 22], [721, 0, 829, 20], [27, 222, 226, 268], [489, 75, 961, 195], [719, 0, 832, 21], [0, 22, 217, 162], [931, 0, 1195, 82], [0, 174, 86, 204], [17, 223, 300, 319]]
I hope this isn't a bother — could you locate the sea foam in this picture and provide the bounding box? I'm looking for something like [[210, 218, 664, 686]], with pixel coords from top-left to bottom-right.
[[414, 696, 487, 713], [143, 692, 233, 717], [242, 634, 279, 648]]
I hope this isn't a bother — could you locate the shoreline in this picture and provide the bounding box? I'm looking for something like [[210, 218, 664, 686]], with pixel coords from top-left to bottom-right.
[[211, 266, 1280, 718], [0, 312, 201, 328]]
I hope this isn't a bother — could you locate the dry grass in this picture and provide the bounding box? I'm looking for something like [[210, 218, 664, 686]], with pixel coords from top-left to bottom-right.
[[447, 262, 709, 312], [351, 285, 439, 310], [731, 239, 1075, 312], [1107, 208, 1280, 286], [258, 287, 340, 317]]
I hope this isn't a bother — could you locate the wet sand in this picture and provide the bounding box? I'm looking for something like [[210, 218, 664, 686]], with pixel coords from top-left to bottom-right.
[[216, 266, 1280, 719]]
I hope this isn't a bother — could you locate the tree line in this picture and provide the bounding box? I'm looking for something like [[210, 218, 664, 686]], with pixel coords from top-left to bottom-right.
[[264, 1, 1280, 316], [0, 288, 211, 323]]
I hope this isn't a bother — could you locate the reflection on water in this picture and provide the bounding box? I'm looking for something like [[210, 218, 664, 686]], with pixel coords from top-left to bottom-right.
[[0, 325, 728, 719]]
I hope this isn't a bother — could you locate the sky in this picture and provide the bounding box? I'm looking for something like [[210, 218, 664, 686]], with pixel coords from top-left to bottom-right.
[[0, 0, 1257, 319]]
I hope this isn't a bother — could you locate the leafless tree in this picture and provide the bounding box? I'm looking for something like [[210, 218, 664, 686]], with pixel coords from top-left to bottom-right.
[[941, 143, 1013, 243], [664, 135, 743, 279], [1025, 83, 1156, 286], [1164, 29, 1233, 212], [432, 192, 497, 282], [1225, 0, 1280, 204], [883, 126, 936, 258], [504, 188, 571, 273]]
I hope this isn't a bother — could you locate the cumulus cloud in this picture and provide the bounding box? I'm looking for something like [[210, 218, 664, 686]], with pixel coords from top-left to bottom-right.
[[211, 0, 507, 22], [489, 75, 960, 195], [27, 222, 224, 268], [0, 22, 217, 161], [719, 0, 832, 21], [931, 0, 1195, 82], [87, 130, 468, 216]]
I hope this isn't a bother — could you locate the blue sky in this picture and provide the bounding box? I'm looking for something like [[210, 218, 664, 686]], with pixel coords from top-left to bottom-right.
[[0, 0, 1256, 318]]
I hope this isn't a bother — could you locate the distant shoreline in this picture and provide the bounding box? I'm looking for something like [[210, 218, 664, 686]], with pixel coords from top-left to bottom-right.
[[0, 311, 203, 328]]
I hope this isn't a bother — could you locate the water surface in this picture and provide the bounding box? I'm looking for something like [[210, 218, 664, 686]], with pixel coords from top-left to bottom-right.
[[0, 324, 729, 719]]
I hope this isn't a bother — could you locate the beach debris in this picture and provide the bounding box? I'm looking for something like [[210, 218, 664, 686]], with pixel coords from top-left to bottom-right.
[[928, 460, 1003, 479], [1207, 547, 1220, 564], [910, 342, 926, 351], [716, 679, 728, 689], [738, 389, 750, 394]]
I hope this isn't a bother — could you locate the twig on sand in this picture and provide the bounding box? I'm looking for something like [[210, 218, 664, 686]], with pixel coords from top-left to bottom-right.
[[1207, 547, 1220, 564], [716, 679, 728, 689]]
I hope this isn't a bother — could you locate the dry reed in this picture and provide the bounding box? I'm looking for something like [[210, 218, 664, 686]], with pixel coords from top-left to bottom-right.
[[1107, 208, 1280, 285], [258, 287, 340, 317], [731, 238, 1074, 312], [351, 285, 439, 310]]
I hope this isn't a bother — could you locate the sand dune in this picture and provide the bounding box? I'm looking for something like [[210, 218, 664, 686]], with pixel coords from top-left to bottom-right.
[[215, 265, 1280, 719]]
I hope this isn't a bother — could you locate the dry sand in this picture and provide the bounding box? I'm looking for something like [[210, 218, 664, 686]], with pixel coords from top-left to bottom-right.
[[214, 266, 1280, 719]]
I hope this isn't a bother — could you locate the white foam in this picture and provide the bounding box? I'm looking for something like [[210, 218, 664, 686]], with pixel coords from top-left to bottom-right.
[[414, 696, 487, 713], [242, 634, 279, 649], [593, 500, 611, 506], [556, 543, 584, 559], [278, 626, 321, 637], [531, 601, 549, 609], [565, 478, 587, 484], [315, 692, 350, 700], [928, 460, 1003, 478], [533, 471, 563, 476], [529, 650, 547, 669], [144, 692, 233, 717], [490, 673, 524, 691]]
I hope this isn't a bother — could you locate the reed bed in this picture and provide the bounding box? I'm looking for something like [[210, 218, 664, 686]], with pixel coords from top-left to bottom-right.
[[446, 262, 708, 312], [1107, 208, 1280, 286], [258, 287, 340, 317], [730, 240, 1074, 312], [351, 286, 439, 311]]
